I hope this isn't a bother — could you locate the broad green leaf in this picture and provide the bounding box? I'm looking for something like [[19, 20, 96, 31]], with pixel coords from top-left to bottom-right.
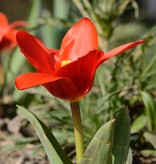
[[131, 114, 146, 133], [17, 105, 72, 164], [80, 119, 115, 164], [141, 91, 156, 131], [112, 108, 130, 164], [143, 132, 156, 149]]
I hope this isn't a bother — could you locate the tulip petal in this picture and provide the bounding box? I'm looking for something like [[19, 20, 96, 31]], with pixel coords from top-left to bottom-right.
[[16, 30, 56, 74], [15, 72, 79, 100], [102, 40, 144, 62], [9, 21, 27, 28], [60, 18, 98, 61], [15, 73, 61, 90], [43, 79, 79, 101], [0, 12, 8, 26], [0, 13, 9, 41], [55, 50, 104, 98], [0, 30, 17, 51]]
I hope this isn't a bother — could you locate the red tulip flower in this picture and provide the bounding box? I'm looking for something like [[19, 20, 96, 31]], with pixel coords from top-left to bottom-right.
[[15, 18, 144, 101], [0, 12, 26, 52]]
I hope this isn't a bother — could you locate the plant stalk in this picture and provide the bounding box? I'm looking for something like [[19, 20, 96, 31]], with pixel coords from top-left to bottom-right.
[[70, 101, 84, 164]]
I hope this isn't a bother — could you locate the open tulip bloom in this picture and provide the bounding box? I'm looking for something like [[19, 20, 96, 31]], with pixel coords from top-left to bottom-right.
[[0, 12, 26, 52], [15, 18, 144, 102], [15, 18, 144, 163]]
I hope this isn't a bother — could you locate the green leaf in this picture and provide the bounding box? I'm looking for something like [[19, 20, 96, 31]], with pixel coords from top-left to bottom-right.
[[80, 119, 115, 164], [17, 105, 72, 164], [143, 132, 156, 149], [112, 108, 130, 164], [141, 91, 156, 131], [131, 114, 146, 133]]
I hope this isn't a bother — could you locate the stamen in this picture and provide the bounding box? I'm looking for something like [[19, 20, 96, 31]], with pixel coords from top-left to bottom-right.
[[61, 60, 71, 66]]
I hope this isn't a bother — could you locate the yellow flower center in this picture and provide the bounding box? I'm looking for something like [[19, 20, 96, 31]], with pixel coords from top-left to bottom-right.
[[61, 60, 71, 66]]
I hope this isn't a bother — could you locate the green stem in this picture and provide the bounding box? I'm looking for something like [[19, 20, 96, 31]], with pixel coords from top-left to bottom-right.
[[70, 101, 84, 164]]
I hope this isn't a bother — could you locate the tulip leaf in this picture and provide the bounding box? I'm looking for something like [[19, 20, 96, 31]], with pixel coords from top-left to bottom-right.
[[17, 105, 72, 164], [80, 119, 115, 164], [112, 108, 130, 164]]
